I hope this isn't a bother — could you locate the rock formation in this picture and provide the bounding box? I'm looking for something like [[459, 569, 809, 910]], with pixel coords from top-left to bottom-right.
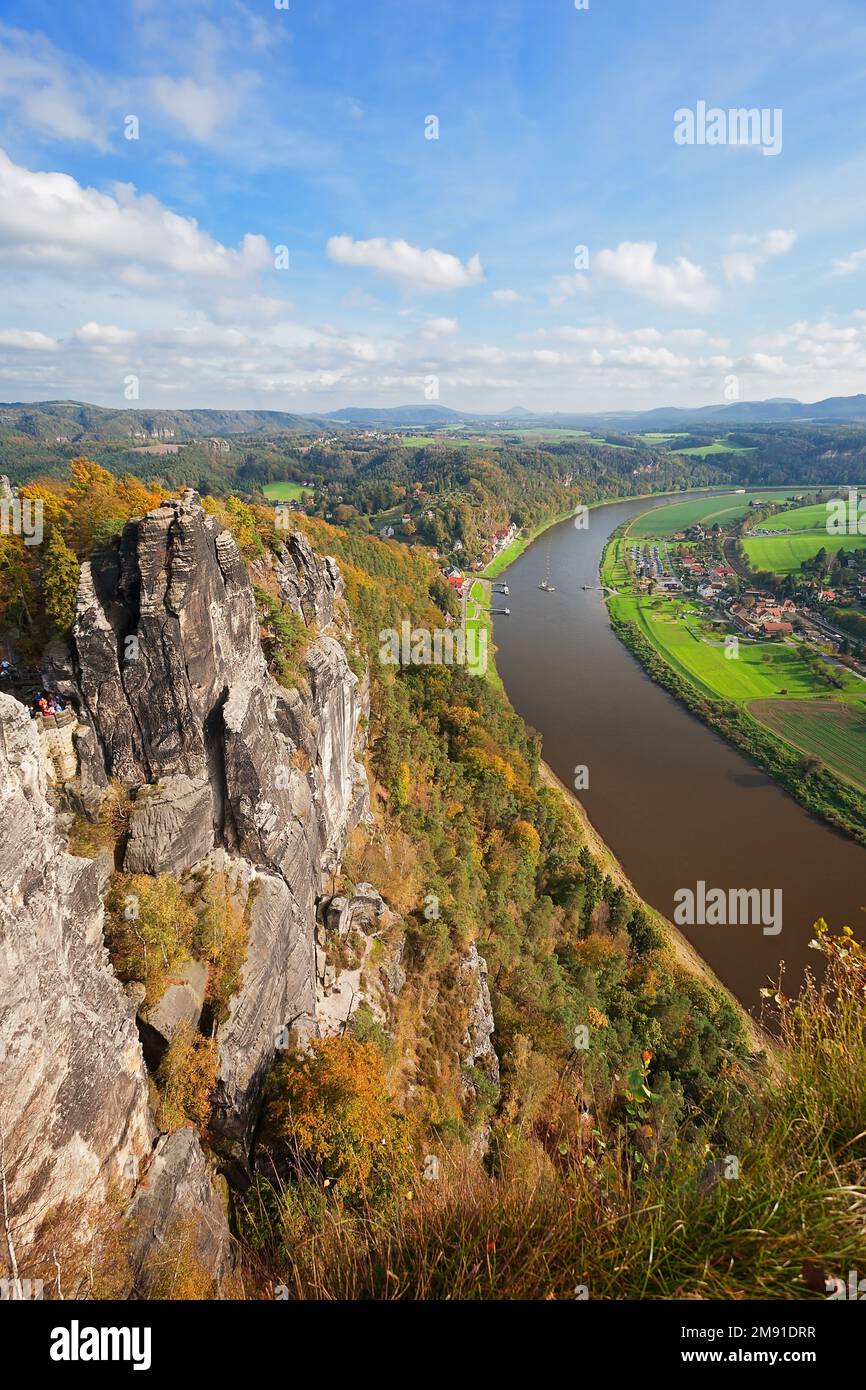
[[1, 494, 373, 1293], [0, 693, 153, 1273]]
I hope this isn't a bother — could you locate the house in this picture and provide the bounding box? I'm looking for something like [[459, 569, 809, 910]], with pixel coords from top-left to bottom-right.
[[379, 525, 395, 539], [763, 621, 793, 637]]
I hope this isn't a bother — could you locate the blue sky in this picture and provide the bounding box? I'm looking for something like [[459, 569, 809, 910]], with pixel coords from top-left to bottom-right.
[[2, 0, 866, 412]]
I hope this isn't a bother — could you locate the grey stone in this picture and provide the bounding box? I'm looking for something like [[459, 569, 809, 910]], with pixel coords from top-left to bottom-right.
[[123, 774, 215, 874], [140, 960, 208, 1058], [211, 869, 316, 1164], [126, 1128, 234, 1298], [0, 694, 154, 1279]]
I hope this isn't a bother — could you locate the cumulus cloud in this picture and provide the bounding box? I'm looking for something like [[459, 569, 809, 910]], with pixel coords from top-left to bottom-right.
[[74, 321, 136, 346], [0, 149, 271, 278], [327, 235, 484, 292], [422, 316, 458, 338], [722, 229, 796, 285], [831, 247, 866, 276], [547, 273, 590, 306], [150, 75, 254, 142], [589, 345, 689, 372], [0, 328, 58, 351], [594, 241, 718, 311], [491, 288, 525, 303]]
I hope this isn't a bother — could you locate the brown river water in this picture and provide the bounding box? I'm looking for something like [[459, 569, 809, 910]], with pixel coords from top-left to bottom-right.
[[492, 494, 866, 1011]]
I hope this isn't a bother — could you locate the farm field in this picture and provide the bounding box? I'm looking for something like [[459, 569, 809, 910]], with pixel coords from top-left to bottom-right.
[[263, 481, 313, 502], [609, 591, 865, 703], [750, 698, 866, 791], [673, 438, 757, 457], [627, 489, 793, 539], [742, 500, 866, 574]]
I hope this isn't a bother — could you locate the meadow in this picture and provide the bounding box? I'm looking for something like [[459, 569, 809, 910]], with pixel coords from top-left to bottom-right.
[[742, 499, 866, 574], [627, 489, 793, 539], [263, 481, 313, 502], [464, 578, 501, 687], [750, 698, 866, 791], [609, 592, 863, 703], [673, 438, 757, 457]]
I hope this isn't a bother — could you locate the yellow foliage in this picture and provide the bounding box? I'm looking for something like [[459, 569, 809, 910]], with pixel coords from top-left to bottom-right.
[[156, 1020, 218, 1132]]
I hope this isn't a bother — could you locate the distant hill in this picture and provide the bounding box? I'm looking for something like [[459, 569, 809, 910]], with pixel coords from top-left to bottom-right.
[[322, 404, 467, 425], [0, 400, 320, 443], [5, 392, 866, 443]]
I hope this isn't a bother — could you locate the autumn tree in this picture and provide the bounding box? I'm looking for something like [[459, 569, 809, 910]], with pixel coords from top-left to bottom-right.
[[268, 1036, 415, 1201], [41, 529, 80, 631]]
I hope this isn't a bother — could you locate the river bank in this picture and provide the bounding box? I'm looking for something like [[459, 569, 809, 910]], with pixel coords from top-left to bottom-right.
[[491, 494, 866, 1011], [600, 511, 866, 847]]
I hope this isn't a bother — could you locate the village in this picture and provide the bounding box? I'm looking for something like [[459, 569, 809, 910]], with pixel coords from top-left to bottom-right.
[[628, 512, 866, 677]]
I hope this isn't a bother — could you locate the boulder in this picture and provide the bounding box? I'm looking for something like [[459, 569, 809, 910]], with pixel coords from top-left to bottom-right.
[[460, 943, 500, 1087], [138, 960, 208, 1068], [72, 491, 267, 787], [276, 530, 344, 629], [126, 1128, 234, 1298], [123, 774, 215, 874]]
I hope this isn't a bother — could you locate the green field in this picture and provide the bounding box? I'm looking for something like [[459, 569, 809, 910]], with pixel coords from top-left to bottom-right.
[[610, 593, 864, 702], [263, 481, 313, 502], [464, 578, 501, 687], [673, 438, 758, 457], [639, 432, 689, 443], [742, 500, 866, 575], [627, 490, 793, 539], [750, 698, 866, 791]]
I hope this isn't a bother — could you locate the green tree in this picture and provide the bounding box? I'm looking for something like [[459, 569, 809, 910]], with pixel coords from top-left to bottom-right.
[[42, 529, 80, 631]]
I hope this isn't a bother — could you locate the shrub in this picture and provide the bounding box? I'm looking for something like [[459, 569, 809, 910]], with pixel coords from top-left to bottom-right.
[[267, 1036, 415, 1203], [155, 1020, 219, 1132], [105, 873, 197, 1006]]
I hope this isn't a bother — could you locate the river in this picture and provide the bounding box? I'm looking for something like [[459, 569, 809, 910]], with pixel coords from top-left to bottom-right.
[[492, 494, 866, 1010]]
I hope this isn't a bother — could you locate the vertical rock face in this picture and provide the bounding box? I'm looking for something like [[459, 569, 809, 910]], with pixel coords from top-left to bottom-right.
[[126, 1129, 235, 1298], [73, 489, 267, 789], [0, 693, 153, 1268], [1, 495, 371, 1284], [70, 495, 369, 1163]]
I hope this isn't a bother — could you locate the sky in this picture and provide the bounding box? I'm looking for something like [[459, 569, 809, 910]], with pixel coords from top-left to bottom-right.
[[2, 0, 866, 414]]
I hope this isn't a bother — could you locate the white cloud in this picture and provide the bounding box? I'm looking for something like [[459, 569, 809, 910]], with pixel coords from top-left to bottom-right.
[[491, 288, 525, 304], [749, 352, 788, 374], [0, 149, 271, 278], [594, 241, 718, 312], [831, 247, 866, 276], [0, 24, 106, 147], [422, 316, 458, 338], [589, 345, 689, 372], [0, 328, 58, 351], [74, 321, 136, 346], [723, 229, 796, 285], [547, 273, 590, 306], [327, 235, 484, 292], [152, 76, 233, 142]]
